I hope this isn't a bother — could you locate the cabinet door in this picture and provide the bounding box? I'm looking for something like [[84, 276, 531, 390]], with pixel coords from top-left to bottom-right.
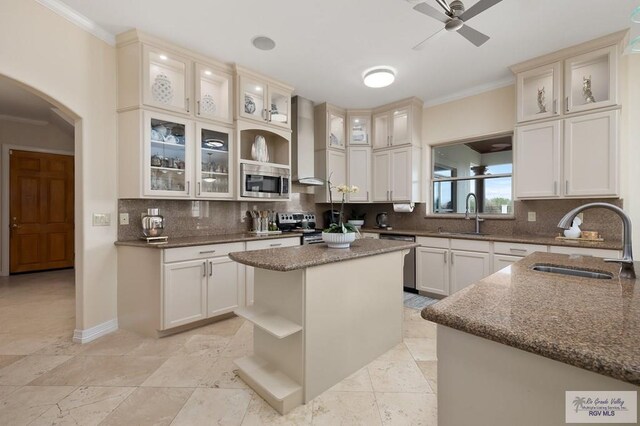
[[207, 256, 243, 317], [373, 113, 389, 149], [195, 63, 232, 124], [390, 147, 411, 201], [564, 45, 617, 114], [492, 254, 522, 273], [239, 76, 267, 123], [328, 111, 346, 149], [515, 120, 561, 198], [267, 85, 291, 129], [391, 108, 410, 146], [347, 147, 371, 202], [327, 150, 347, 201], [195, 123, 233, 199], [450, 250, 490, 294], [144, 111, 193, 197], [143, 45, 191, 114], [564, 110, 618, 197], [348, 115, 370, 145], [163, 260, 207, 329], [372, 151, 390, 201], [416, 247, 450, 296], [516, 62, 561, 123]]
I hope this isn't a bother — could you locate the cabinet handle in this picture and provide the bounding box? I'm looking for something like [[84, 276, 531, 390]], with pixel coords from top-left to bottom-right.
[[386, 190, 389, 200], [366, 191, 369, 201], [390, 135, 393, 145], [209, 260, 213, 277], [451, 252, 454, 264], [198, 182, 201, 196], [186, 97, 190, 113], [186, 181, 190, 194], [199, 250, 216, 254], [197, 100, 201, 115], [202, 261, 206, 277], [390, 190, 393, 200], [553, 99, 557, 114], [554, 181, 558, 195], [270, 243, 282, 247], [510, 248, 528, 254], [565, 180, 569, 194], [565, 96, 569, 112], [444, 251, 447, 264]]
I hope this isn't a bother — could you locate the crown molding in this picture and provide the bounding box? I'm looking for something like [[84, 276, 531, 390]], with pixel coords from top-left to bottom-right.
[[423, 77, 515, 108], [0, 114, 48, 126], [35, 0, 115, 46]]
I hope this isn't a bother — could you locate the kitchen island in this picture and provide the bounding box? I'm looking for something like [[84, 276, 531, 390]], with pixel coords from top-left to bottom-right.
[[229, 238, 416, 414], [423, 252, 640, 426]]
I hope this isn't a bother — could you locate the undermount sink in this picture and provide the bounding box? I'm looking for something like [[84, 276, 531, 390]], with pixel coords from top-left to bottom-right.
[[531, 264, 613, 280]]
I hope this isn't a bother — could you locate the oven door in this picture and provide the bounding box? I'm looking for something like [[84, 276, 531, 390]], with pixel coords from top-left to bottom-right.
[[241, 163, 290, 199]]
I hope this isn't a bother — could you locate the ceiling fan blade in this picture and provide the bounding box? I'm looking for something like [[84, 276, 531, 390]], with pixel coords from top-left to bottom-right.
[[412, 27, 447, 50], [434, 0, 452, 15], [460, 0, 503, 22], [413, 2, 450, 23], [457, 24, 490, 47]]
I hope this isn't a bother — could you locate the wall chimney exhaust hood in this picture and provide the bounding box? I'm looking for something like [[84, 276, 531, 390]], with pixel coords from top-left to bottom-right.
[[291, 96, 324, 186]]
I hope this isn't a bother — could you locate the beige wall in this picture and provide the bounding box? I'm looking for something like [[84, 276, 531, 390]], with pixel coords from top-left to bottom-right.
[[0, 0, 117, 332], [0, 119, 74, 151]]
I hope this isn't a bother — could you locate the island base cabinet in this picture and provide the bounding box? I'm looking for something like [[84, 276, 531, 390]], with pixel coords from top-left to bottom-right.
[[163, 260, 207, 329]]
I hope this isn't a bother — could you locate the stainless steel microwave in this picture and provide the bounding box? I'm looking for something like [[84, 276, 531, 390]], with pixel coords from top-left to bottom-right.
[[240, 163, 290, 199]]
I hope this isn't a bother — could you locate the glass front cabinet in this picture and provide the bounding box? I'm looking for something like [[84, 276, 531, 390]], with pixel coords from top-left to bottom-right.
[[142, 46, 192, 114], [516, 62, 561, 123], [237, 71, 292, 129], [564, 45, 617, 114], [195, 123, 233, 198], [347, 112, 371, 146], [195, 63, 233, 125]]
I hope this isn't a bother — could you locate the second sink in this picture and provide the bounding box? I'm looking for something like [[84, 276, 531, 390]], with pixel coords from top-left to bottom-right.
[[531, 264, 613, 280]]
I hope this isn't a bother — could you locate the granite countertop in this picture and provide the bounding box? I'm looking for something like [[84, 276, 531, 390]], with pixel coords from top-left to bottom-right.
[[229, 239, 418, 272], [422, 252, 640, 385], [114, 232, 301, 249], [361, 228, 623, 250]]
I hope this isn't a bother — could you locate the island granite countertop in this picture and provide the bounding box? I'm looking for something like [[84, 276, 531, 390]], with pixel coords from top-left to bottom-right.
[[361, 228, 623, 250], [114, 232, 301, 249], [229, 238, 418, 272], [422, 252, 640, 385]]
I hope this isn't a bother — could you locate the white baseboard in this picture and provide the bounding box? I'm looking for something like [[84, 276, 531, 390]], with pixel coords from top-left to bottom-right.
[[73, 318, 118, 343]]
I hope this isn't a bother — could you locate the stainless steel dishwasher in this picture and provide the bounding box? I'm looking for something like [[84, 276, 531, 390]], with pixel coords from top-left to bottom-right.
[[379, 234, 416, 292]]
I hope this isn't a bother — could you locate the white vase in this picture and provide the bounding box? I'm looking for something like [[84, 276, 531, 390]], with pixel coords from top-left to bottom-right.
[[322, 231, 356, 249]]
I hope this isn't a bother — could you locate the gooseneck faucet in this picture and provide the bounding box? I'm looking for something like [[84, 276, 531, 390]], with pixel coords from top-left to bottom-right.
[[465, 193, 484, 234], [558, 202, 635, 279]]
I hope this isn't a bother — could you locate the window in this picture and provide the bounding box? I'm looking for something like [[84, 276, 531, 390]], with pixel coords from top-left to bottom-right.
[[431, 135, 513, 215]]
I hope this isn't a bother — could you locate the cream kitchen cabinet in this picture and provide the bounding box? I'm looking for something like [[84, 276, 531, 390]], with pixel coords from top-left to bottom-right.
[[516, 62, 562, 123], [314, 103, 346, 150], [347, 147, 371, 202], [163, 259, 208, 328], [372, 146, 422, 203], [450, 239, 491, 294], [347, 111, 371, 146], [195, 62, 233, 125], [142, 45, 192, 114], [548, 245, 621, 258], [207, 255, 244, 317], [245, 237, 300, 305], [372, 98, 422, 150], [315, 149, 346, 203], [416, 246, 450, 296], [492, 242, 548, 273], [237, 67, 292, 130], [195, 122, 233, 198], [564, 45, 617, 114], [515, 110, 618, 199], [492, 254, 522, 273]]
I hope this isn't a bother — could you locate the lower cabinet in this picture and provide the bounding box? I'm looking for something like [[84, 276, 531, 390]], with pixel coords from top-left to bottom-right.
[[492, 254, 522, 273], [450, 250, 491, 294], [416, 246, 449, 296], [163, 259, 208, 329], [208, 256, 244, 317]]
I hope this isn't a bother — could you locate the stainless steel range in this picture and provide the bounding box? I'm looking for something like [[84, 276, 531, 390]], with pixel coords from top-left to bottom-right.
[[276, 212, 323, 245]]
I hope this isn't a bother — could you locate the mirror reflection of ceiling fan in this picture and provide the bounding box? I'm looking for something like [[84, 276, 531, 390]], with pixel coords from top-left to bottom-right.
[[412, 0, 503, 50]]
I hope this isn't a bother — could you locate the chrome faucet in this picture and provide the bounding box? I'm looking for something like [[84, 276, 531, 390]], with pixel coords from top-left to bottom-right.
[[465, 193, 484, 234], [558, 202, 635, 279]]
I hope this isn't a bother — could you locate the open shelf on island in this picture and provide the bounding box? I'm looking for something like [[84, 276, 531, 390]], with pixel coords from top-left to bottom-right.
[[234, 306, 302, 339], [234, 355, 302, 415]]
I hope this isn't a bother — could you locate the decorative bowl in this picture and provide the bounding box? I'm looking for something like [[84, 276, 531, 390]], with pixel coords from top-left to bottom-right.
[[322, 231, 356, 249]]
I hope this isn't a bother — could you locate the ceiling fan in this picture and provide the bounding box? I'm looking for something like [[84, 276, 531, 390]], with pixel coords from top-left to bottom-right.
[[412, 0, 503, 50]]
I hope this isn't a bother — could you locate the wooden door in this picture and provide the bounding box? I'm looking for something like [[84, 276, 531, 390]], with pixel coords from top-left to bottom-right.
[[10, 150, 74, 273]]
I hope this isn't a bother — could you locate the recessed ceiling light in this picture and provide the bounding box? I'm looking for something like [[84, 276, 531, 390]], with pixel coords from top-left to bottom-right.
[[204, 70, 212, 76], [159, 54, 168, 61], [252, 36, 276, 51], [255, 86, 262, 91], [363, 67, 396, 88]]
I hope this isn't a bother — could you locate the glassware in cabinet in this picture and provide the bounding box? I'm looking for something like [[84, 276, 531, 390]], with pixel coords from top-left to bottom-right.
[[143, 46, 191, 114], [145, 112, 192, 197], [196, 124, 233, 198], [195, 63, 232, 124]]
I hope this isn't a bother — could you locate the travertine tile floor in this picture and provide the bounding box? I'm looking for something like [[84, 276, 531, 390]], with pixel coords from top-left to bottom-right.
[[0, 269, 438, 425]]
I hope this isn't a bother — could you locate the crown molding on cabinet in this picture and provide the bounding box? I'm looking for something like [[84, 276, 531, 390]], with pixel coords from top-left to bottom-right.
[[423, 76, 515, 108], [35, 0, 116, 46], [0, 114, 48, 126]]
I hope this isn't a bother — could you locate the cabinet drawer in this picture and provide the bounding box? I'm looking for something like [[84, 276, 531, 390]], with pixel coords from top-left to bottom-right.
[[450, 239, 491, 252], [164, 242, 245, 263], [246, 237, 300, 251], [548, 245, 620, 258], [493, 242, 547, 256], [417, 236, 449, 249]]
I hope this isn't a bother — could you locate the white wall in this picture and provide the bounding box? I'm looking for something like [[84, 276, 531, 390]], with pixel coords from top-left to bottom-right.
[[0, 119, 74, 151], [0, 0, 117, 333]]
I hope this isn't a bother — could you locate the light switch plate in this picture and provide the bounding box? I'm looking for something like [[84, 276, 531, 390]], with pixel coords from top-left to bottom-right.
[[528, 212, 536, 222], [93, 213, 111, 226], [119, 213, 129, 225]]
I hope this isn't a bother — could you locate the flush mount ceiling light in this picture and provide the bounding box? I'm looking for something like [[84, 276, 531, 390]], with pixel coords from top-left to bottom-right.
[[363, 67, 396, 88], [252, 36, 276, 51]]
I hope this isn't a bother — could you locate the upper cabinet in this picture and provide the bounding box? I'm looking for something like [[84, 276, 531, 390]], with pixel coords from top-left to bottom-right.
[[314, 103, 346, 150], [195, 63, 233, 124], [347, 111, 371, 146], [143, 46, 192, 114], [372, 98, 422, 150], [236, 66, 292, 130], [511, 33, 622, 124]]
